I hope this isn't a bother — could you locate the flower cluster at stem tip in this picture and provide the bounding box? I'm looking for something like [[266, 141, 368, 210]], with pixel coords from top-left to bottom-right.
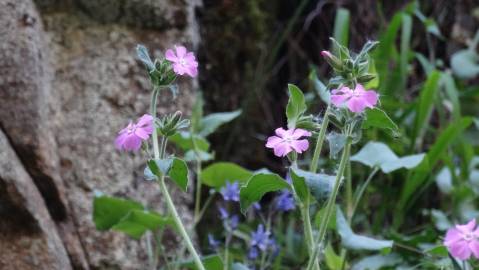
[[115, 45, 197, 152]]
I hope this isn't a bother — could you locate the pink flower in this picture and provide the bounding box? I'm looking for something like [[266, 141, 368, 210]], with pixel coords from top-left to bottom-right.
[[265, 128, 312, 157], [444, 219, 479, 260], [165, 45, 198, 77], [321, 50, 333, 58], [115, 114, 154, 151], [330, 84, 378, 113]]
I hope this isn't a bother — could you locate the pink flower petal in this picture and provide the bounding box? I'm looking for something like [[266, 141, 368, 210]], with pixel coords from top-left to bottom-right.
[[273, 143, 291, 157], [291, 128, 312, 139], [135, 128, 150, 140], [266, 136, 282, 148], [469, 240, 479, 259], [449, 240, 472, 260], [123, 135, 142, 151], [457, 219, 476, 233], [363, 90, 378, 107], [290, 139, 309, 153], [165, 49, 178, 62], [137, 114, 153, 127], [115, 133, 128, 150], [175, 46, 187, 58], [274, 128, 287, 138], [444, 228, 463, 246], [187, 66, 198, 77], [347, 96, 368, 113], [354, 84, 366, 93]]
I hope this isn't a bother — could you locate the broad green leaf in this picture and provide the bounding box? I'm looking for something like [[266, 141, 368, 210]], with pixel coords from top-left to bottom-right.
[[325, 243, 343, 270], [286, 84, 306, 128], [169, 131, 210, 152], [309, 70, 330, 104], [435, 167, 453, 194], [451, 50, 479, 79], [351, 142, 425, 173], [181, 254, 224, 270], [412, 70, 441, 146], [430, 209, 452, 231], [200, 162, 252, 188], [290, 168, 333, 204], [425, 245, 448, 257], [326, 131, 347, 159], [399, 117, 473, 211], [337, 207, 393, 251], [240, 173, 290, 213], [93, 195, 143, 230], [199, 110, 242, 137], [111, 210, 173, 239], [351, 254, 401, 270], [184, 150, 214, 162], [362, 108, 399, 137], [364, 60, 379, 89], [147, 158, 189, 191], [315, 207, 336, 230], [415, 53, 434, 75], [332, 8, 350, 48]]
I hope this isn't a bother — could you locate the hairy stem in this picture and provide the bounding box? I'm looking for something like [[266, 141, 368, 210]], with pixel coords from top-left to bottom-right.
[[306, 131, 352, 270], [310, 106, 331, 173], [150, 89, 205, 270]]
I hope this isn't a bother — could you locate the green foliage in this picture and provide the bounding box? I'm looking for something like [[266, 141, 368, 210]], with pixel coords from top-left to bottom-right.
[[332, 8, 350, 48], [200, 162, 252, 188], [93, 195, 173, 239], [180, 254, 224, 270], [351, 141, 425, 173], [286, 84, 307, 128], [147, 158, 189, 191], [362, 108, 399, 137], [290, 168, 333, 204], [336, 207, 393, 251], [239, 173, 290, 213], [198, 110, 242, 137]]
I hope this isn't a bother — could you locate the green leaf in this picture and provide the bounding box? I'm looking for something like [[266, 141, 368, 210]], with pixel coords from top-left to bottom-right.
[[441, 72, 461, 121], [435, 167, 453, 194], [190, 92, 204, 133], [111, 210, 173, 239], [430, 209, 452, 231], [351, 142, 425, 173], [239, 173, 290, 213], [337, 207, 393, 251], [290, 168, 333, 204], [351, 254, 401, 270], [184, 150, 214, 162], [412, 70, 441, 145], [309, 70, 330, 104], [200, 162, 253, 188], [231, 263, 250, 270], [451, 50, 479, 79], [199, 110, 242, 137], [399, 13, 412, 93], [326, 132, 347, 159], [136, 44, 155, 70], [181, 254, 224, 270], [147, 158, 189, 191], [93, 195, 143, 230], [325, 243, 343, 270], [315, 206, 337, 230], [332, 8, 350, 48], [362, 108, 399, 137], [399, 117, 473, 211], [286, 84, 306, 128], [169, 131, 210, 152]]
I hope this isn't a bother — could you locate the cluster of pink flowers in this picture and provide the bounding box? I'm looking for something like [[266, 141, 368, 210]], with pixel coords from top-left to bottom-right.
[[165, 45, 198, 78], [444, 219, 479, 260], [331, 84, 378, 113], [266, 128, 311, 157]]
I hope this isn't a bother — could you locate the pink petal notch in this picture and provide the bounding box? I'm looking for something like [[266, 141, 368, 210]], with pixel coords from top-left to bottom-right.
[[330, 84, 379, 114], [115, 114, 154, 152], [165, 45, 199, 78], [265, 127, 312, 157]]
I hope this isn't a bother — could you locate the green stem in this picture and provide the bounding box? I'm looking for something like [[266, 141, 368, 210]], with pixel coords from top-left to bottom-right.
[[310, 106, 331, 173], [194, 158, 202, 222], [150, 89, 205, 270], [306, 132, 352, 270], [351, 167, 379, 217]]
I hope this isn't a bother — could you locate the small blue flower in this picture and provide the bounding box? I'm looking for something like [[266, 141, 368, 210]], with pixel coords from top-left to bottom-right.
[[248, 246, 259, 260], [220, 181, 240, 202], [250, 224, 271, 251], [253, 202, 261, 210], [218, 206, 229, 220], [275, 190, 295, 212], [230, 214, 239, 230], [208, 234, 220, 250]]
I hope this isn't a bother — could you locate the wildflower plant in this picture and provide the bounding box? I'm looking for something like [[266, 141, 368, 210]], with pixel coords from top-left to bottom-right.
[[90, 38, 455, 269]]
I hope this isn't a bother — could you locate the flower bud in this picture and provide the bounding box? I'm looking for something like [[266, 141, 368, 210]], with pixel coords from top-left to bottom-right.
[[321, 50, 343, 70]]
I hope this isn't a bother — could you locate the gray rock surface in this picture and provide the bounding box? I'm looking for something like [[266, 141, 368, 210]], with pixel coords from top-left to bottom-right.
[[0, 0, 201, 269]]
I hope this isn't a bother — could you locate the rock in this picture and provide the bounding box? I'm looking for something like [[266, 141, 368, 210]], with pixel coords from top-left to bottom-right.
[[0, 129, 72, 270], [0, 0, 201, 269]]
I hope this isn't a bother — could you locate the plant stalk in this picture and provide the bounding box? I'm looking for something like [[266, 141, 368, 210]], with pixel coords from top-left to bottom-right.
[[306, 133, 351, 270], [150, 89, 205, 270]]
